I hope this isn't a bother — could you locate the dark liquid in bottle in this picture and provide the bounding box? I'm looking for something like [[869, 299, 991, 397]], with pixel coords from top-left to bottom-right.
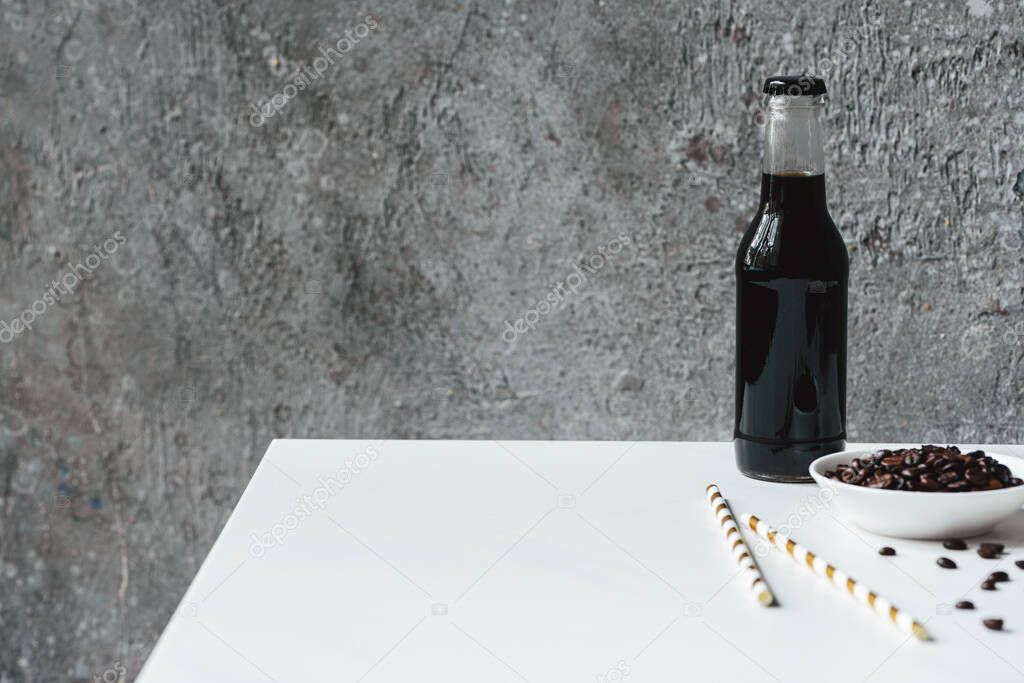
[[734, 172, 848, 481]]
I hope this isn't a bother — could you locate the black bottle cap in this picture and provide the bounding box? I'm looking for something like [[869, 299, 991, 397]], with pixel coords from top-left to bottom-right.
[[763, 75, 827, 96]]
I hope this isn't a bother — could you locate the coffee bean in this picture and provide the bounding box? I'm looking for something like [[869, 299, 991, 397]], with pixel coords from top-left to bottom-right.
[[979, 546, 1000, 559], [989, 571, 1009, 582], [1016, 560, 1024, 569], [866, 471, 897, 488], [878, 546, 896, 556], [980, 543, 1005, 554], [966, 468, 989, 485], [981, 579, 997, 590], [881, 455, 904, 469], [937, 470, 959, 485], [937, 557, 957, 569], [983, 618, 1004, 631], [943, 539, 967, 550], [956, 600, 975, 610]]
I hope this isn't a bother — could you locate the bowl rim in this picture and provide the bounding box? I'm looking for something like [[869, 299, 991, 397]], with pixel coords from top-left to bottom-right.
[[809, 448, 1024, 498]]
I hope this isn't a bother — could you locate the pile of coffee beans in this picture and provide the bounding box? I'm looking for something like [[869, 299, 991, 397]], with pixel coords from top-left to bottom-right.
[[825, 445, 1023, 491]]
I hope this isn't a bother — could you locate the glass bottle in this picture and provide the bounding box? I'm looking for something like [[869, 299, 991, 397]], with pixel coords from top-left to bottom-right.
[[734, 75, 849, 482]]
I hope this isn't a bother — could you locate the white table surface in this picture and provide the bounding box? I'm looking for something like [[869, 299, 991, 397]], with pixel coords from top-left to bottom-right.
[[138, 440, 1024, 683]]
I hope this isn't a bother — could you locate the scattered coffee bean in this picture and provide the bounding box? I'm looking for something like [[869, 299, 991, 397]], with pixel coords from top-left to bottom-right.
[[943, 539, 967, 550], [936, 557, 957, 569], [979, 546, 1000, 559], [878, 546, 896, 556], [956, 600, 975, 610], [824, 446, 1022, 492], [983, 618, 1004, 631], [980, 542, 1005, 554], [1015, 560, 1024, 569], [989, 571, 1009, 582], [981, 579, 997, 590]]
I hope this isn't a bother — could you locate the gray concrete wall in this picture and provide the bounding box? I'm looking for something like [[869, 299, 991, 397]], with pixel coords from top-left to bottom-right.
[[2, 0, 1022, 678]]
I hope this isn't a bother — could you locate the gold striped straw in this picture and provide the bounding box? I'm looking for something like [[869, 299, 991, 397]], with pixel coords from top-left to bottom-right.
[[741, 513, 929, 641], [705, 485, 775, 606]]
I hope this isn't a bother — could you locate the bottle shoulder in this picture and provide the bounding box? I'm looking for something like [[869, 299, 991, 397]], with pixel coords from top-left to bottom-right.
[[737, 209, 848, 274]]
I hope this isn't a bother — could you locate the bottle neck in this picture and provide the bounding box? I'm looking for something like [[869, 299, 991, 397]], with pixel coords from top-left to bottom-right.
[[760, 94, 827, 211], [759, 172, 827, 214]]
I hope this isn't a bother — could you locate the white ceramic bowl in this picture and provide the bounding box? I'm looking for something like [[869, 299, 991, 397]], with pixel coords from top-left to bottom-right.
[[809, 448, 1024, 539]]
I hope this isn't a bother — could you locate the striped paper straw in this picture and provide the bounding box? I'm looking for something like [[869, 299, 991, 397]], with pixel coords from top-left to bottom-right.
[[705, 485, 775, 606], [741, 513, 929, 641]]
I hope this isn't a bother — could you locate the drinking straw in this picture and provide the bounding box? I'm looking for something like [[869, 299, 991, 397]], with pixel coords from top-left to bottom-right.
[[705, 485, 775, 606], [741, 513, 929, 640]]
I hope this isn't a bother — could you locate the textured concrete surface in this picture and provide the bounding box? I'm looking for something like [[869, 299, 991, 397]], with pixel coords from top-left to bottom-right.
[[1, 0, 1023, 679]]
